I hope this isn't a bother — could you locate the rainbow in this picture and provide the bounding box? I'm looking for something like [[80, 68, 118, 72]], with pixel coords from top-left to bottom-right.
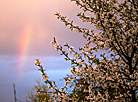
[[18, 22, 33, 79], [20, 22, 32, 56], [17, 1, 41, 79]]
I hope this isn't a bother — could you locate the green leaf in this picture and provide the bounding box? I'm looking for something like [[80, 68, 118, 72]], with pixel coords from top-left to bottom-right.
[[64, 58, 68, 61], [38, 69, 41, 71], [65, 53, 68, 56]]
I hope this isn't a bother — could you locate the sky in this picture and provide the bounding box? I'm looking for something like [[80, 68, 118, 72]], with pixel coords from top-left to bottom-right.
[[0, 0, 122, 101], [0, 0, 90, 101]]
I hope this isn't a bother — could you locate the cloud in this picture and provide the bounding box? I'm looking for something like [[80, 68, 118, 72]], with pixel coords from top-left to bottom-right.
[[0, 55, 72, 101], [0, 0, 88, 56], [0, 0, 107, 101]]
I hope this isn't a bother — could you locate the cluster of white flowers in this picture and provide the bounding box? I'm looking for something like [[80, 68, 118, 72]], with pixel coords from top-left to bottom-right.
[[51, 39, 60, 51], [35, 0, 138, 101], [34, 59, 41, 65], [41, 74, 49, 81]]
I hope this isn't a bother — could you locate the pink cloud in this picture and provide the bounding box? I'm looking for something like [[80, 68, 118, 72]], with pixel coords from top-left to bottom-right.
[[0, 0, 87, 56]]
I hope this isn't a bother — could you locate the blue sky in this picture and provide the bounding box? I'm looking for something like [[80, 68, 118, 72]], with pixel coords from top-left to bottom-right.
[[0, 0, 121, 101], [0, 0, 88, 101]]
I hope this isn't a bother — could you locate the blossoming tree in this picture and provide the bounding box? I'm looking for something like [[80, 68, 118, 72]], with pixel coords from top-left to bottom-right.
[[35, 0, 138, 101], [26, 80, 51, 102]]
